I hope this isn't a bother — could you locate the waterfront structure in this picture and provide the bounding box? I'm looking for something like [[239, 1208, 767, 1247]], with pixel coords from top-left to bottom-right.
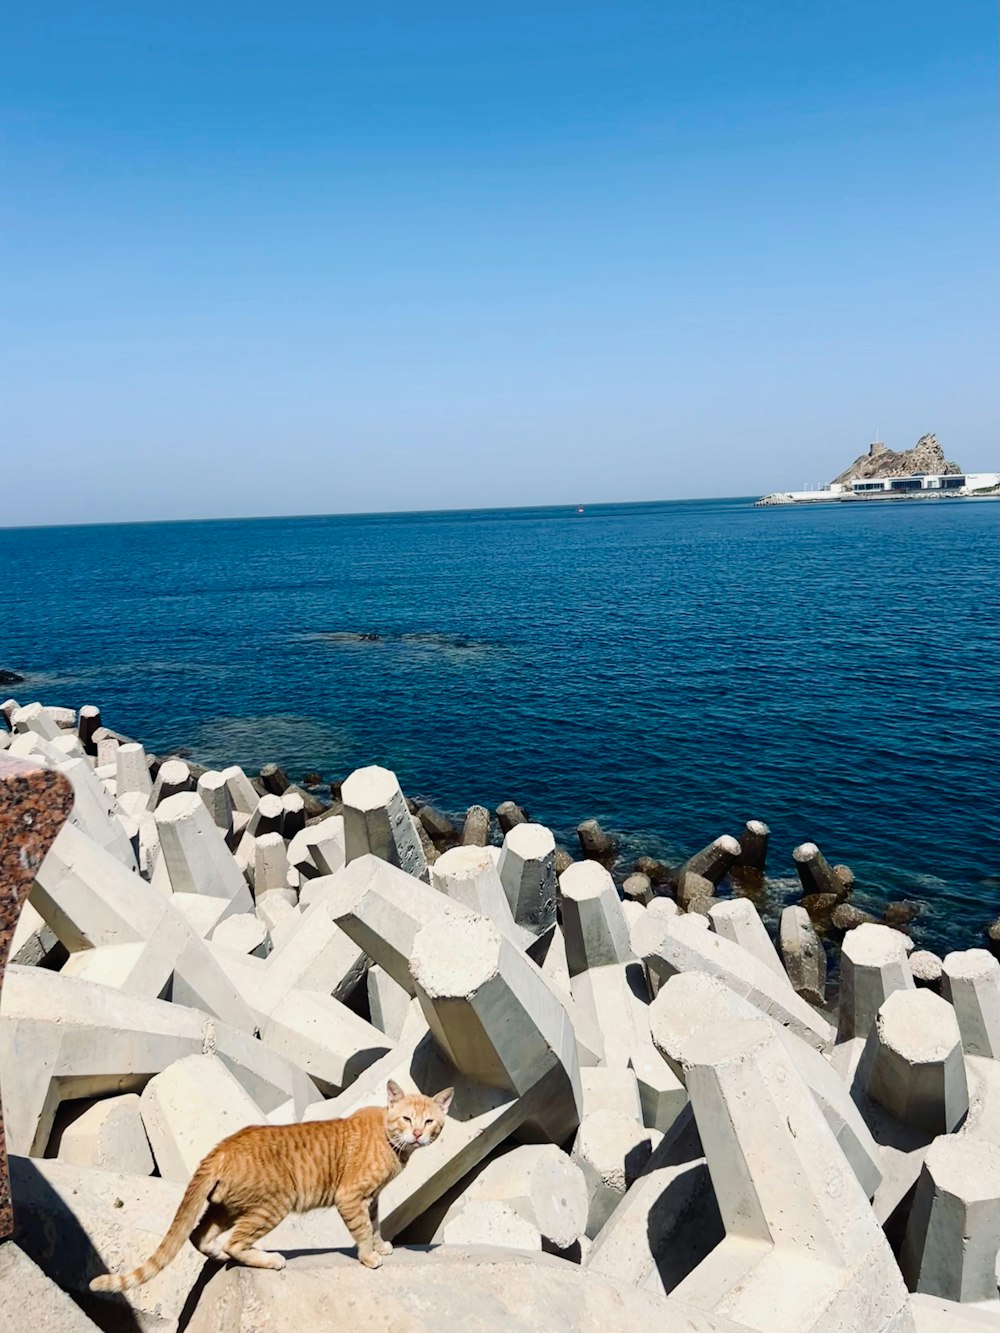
[[756, 470, 1000, 506]]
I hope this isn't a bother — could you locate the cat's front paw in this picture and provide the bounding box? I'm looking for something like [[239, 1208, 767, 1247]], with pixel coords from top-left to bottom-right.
[[375, 1240, 393, 1256], [359, 1252, 383, 1270]]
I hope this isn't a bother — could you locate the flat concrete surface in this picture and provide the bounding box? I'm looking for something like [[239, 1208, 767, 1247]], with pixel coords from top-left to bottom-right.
[[0, 1242, 101, 1332], [184, 1246, 754, 1332], [910, 1294, 1000, 1330]]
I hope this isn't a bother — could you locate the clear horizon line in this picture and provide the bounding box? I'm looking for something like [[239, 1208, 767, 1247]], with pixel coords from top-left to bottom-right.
[[0, 493, 766, 534]]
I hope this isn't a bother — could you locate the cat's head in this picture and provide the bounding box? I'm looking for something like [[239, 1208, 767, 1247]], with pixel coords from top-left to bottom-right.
[[386, 1079, 454, 1149]]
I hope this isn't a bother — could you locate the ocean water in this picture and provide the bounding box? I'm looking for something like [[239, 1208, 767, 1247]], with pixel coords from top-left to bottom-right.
[[4, 496, 998, 955]]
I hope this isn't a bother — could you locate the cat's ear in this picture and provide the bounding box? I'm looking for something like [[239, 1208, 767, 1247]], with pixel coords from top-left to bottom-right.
[[434, 1087, 455, 1115], [387, 1079, 405, 1105]]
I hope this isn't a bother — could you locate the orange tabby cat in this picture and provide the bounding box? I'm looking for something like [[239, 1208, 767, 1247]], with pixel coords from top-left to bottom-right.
[[90, 1080, 453, 1293]]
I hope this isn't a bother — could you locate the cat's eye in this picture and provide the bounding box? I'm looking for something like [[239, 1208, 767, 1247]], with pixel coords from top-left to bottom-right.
[[402, 1115, 412, 1124], [424, 1119, 433, 1127]]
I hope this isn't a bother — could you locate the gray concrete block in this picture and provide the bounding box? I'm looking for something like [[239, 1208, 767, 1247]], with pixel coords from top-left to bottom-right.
[[709, 898, 784, 978], [560, 860, 632, 975], [116, 741, 153, 801], [859, 989, 969, 1134], [633, 910, 835, 1051], [149, 757, 194, 807], [442, 1143, 589, 1251], [0, 964, 317, 1157], [668, 1018, 913, 1331], [942, 949, 1000, 1060], [58, 1093, 154, 1176], [779, 904, 827, 1005], [432, 844, 525, 946], [410, 913, 583, 1144], [139, 1053, 265, 1181], [0, 1242, 103, 1333], [341, 764, 428, 880], [839, 921, 915, 1041], [154, 790, 253, 911], [901, 1135, 1000, 1303], [572, 1109, 654, 1237], [497, 822, 558, 937], [326, 853, 471, 996], [650, 971, 882, 1199]]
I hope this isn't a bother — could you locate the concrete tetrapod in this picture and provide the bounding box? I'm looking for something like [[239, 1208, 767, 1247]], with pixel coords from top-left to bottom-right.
[[650, 971, 882, 1198], [858, 988, 969, 1135], [900, 1135, 1000, 1303], [139, 1053, 264, 1182], [432, 844, 525, 946], [708, 899, 784, 979], [409, 913, 583, 1145], [778, 905, 827, 1006], [325, 853, 473, 995], [632, 910, 835, 1051], [0, 964, 317, 1157], [586, 1105, 728, 1299], [559, 859, 632, 975], [31, 821, 256, 1032], [667, 1016, 914, 1332], [58, 1094, 154, 1176], [838, 921, 915, 1041], [341, 764, 428, 881], [675, 835, 741, 887], [438, 1143, 589, 1252], [154, 790, 253, 912], [941, 949, 1000, 1059], [496, 822, 558, 938], [571, 1108, 654, 1238]]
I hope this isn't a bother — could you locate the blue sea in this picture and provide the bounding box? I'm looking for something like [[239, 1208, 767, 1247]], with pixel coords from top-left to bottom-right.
[[4, 497, 998, 956]]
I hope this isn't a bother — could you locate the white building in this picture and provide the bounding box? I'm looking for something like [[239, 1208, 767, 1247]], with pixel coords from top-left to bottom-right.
[[849, 472, 1000, 494]]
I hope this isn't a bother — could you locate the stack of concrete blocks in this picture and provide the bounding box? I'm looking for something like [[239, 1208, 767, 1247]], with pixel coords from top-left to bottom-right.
[[4, 705, 1000, 1331]]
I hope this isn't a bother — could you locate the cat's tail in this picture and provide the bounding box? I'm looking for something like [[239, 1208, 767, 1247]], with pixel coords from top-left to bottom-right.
[[89, 1160, 217, 1294]]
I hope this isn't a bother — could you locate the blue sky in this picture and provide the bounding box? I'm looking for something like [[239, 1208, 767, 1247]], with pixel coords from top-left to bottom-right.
[[3, 2, 996, 523]]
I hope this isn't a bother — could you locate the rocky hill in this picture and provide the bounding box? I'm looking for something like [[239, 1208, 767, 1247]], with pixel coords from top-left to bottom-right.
[[830, 434, 961, 487]]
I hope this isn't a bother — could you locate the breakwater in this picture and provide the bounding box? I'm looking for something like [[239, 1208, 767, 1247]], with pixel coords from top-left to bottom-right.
[[3, 698, 1000, 1329]]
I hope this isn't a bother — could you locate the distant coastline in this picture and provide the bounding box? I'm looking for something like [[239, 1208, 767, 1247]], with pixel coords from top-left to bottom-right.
[[756, 432, 1000, 507]]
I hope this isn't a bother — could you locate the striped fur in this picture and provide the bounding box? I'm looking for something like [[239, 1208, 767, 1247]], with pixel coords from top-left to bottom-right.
[[90, 1080, 453, 1294]]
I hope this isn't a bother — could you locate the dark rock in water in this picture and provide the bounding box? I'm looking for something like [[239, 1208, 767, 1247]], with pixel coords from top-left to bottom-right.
[[496, 800, 528, 834], [987, 917, 1000, 959], [576, 818, 617, 861], [358, 631, 381, 641], [677, 871, 715, 912], [884, 900, 920, 927], [260, 763, 290, 797], [418, 805, 457, 848], [801, 892, 841, 926], [461, 805, 490, 847], [302, 772, 322, 787], [0, 669, 24, 686], [833, 865, 855, 893], [831, 902, 878, 932], [553, 847, 574, 876], [329, 779, 343, 801], [633, 856, 672, 887]]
